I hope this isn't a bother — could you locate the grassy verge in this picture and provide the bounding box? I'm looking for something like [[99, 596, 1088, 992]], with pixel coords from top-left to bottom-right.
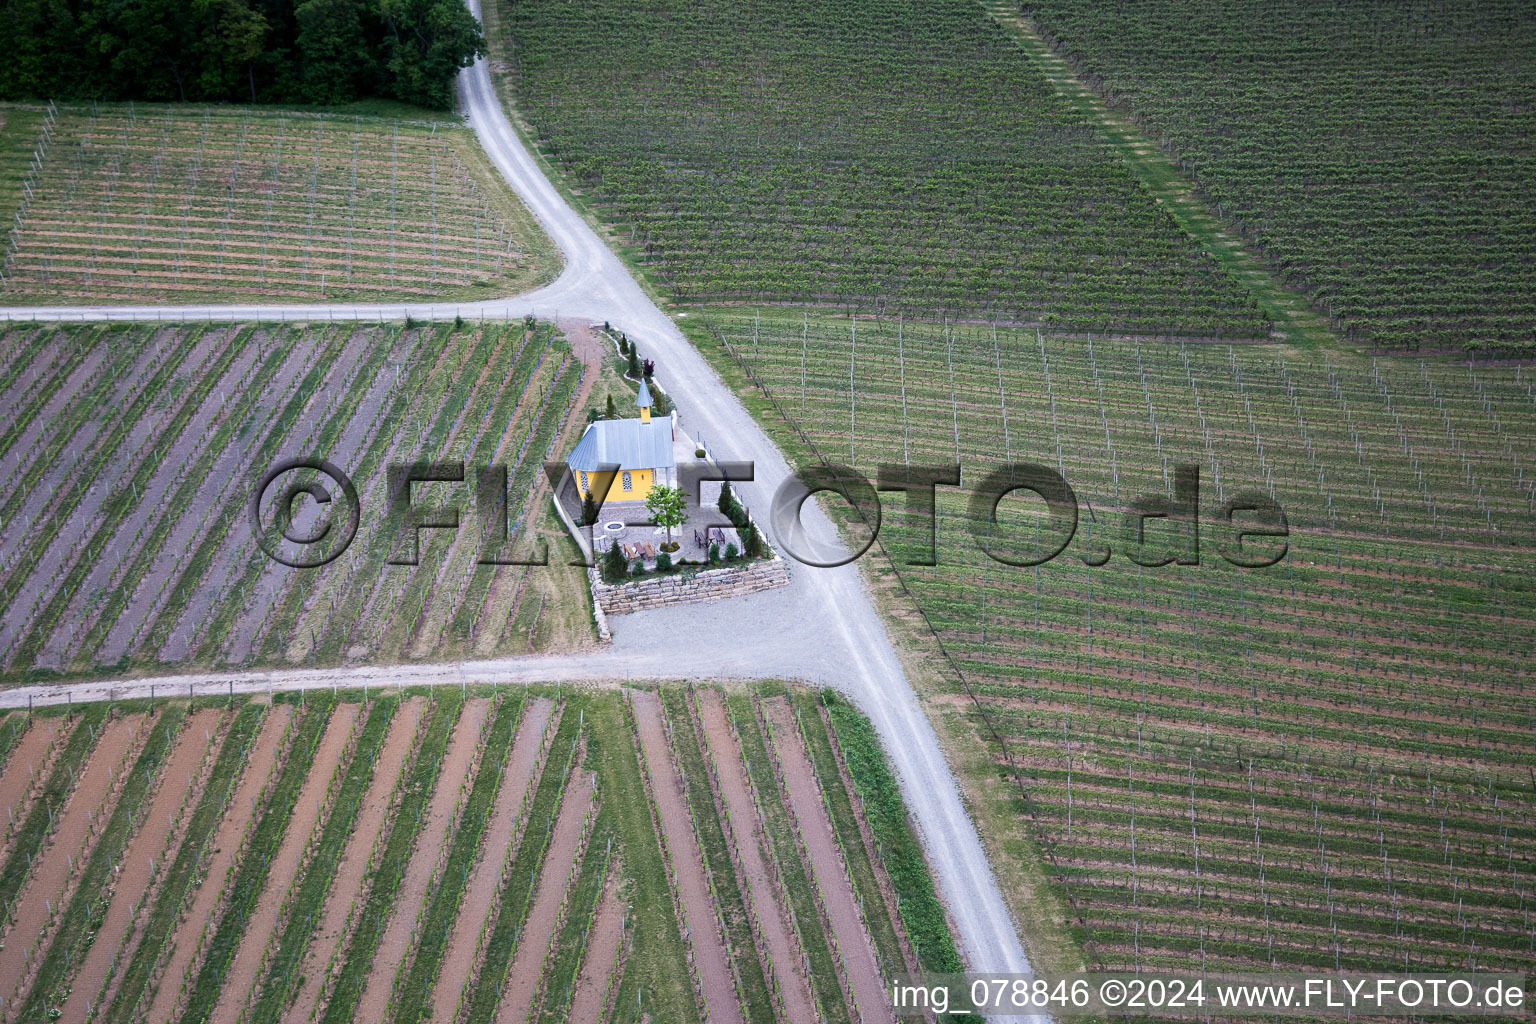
[[820, 690, 967, 975], [318, 694, 457, 1024], [22, 704, 189, 1019], [659, 686, 775, 1024], [392, 695, 522, 1024], [597, 694, 697, 1024], [176, 699, 331, 1024], [724, 689, 852, 1024], [0, 704, 107, 924], [788, 688, 907, 977], [245, 697, 396, 1023]]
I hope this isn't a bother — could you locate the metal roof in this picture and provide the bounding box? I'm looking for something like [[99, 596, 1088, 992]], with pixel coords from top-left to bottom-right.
[[567, 416, 675, 472], [637, 379, 653, 408]]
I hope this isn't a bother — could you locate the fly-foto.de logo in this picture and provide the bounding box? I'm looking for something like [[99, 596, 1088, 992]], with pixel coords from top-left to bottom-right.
[[250, 458, 1286, 572]]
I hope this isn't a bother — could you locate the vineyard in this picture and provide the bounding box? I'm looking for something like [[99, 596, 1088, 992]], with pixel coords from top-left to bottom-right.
[[704, 310, 1536, 977], [0, 683, 954, 1024], [0, 103, 555, 304], [486, 0, 1269, 337], [0, 319, 592, 685], [1016, 0, 1536, 353]]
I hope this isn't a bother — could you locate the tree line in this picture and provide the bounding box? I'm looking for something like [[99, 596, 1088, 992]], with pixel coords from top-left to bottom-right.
[[0, 0, 484, 110]]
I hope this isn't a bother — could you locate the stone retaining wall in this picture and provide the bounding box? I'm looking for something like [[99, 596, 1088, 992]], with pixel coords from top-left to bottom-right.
[[588, 556, 790, 618]]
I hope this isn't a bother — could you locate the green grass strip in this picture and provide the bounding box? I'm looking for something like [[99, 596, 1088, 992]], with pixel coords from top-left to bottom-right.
[[392, 694, 521, 1024], [176, 699, 332, 1024], [725, 690, 851, 1024], [820, 690, 967, 974], [789, 688, 907, 977], [659, 687, 775, 1024], [99, 703, 260, 1024], [318, 694, 458, 1024], [581, 694, 698, 1024], [0, 703, 108, 923], [22, 703, 189, 1019], [245, 696, 395, 1024], [459, 701, 580, 1024]]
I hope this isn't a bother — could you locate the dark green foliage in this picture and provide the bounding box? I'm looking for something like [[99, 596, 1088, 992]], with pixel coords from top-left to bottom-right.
[[0, 0, 483, 110], [724, 541, 738, 560], [602, 540, 628, 583], [582, 492, 599, 526], [741, 521, 763, 558], [655, 550, 672, 572], [821, 690, 967, 976], [707, 541, 719, 563], [626, 347, 640, 379], [604, 394, 617, 419]]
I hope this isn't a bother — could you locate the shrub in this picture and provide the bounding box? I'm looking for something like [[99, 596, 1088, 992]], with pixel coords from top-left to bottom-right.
[[642, 358, 655, 380], [717, 480, 733, 516], [602, 542, 628, 583], [627, 347, 641, 378], [454, 315, 465, 330], [743, 521, 763, 558], [656, 551, 673, 572], [631, 558, 646, 577], [725, 542, 738, 560], [605, 394, 617, 419], [708, 542, 719, 563], [695, 447, 706, 458], [581, 492, 599, 526]]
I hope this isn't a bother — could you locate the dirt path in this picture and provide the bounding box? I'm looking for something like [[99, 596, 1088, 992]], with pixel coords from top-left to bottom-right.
[[493, 767, 594, 1024], [763, 698, 893, 1024], [145, 703, 294, 1024], [352, 697, 491, 1024], [0, 713, 144, 1012], [631, 690, 743, 1024], [0, 719, 65, 858], [57, 708, 222, 1022], [208, 702, 360, 1024], [565, 861, 624, 1024], [281, 697, 426, 1024], [428, 697, 555, 1024], [696, 691, 818, 1024]]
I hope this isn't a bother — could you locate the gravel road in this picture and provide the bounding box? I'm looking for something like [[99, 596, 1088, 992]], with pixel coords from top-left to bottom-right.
[[0, 10, 1039, 1006]]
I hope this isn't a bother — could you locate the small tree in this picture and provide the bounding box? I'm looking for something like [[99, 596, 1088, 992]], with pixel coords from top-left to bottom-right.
[[656, 551, 672, 572], [627, 347, 640, 379], [708, 541, 720, 563], [743, 521, 764, 558], [645, 484, 688, 551], [642, 358, 655, 380], [604, 394, 617, 419], [602, 542, 628, 583], [717, 480, 733, 517], [581, 492, 599, 526], [725, 542, 739, 560]]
